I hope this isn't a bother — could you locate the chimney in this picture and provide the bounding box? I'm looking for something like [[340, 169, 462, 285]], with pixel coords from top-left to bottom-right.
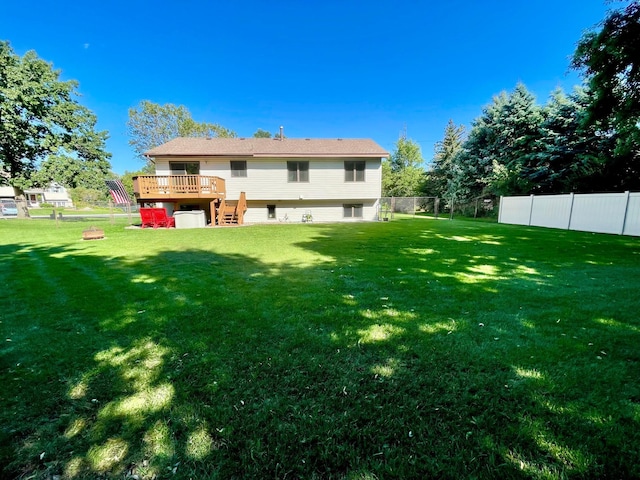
[[279, 126, 284, 141]]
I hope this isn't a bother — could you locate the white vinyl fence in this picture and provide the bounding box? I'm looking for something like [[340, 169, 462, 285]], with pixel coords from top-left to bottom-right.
[[498, 192, 640, 236]]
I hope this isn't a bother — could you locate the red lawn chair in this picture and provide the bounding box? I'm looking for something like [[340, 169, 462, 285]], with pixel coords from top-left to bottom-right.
[[151, 208, 175, 228], [140, 208, 155, 228]]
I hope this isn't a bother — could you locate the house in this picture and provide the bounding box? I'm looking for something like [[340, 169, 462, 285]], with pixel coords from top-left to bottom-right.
[[25, 182, 74, 208], [0, 185, 14, 201], [133, 137, 389, 225], [0, 182, 74, 207]]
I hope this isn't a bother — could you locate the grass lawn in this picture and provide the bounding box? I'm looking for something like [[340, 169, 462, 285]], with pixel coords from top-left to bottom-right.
[[1, 217, 639, 479], [28, 207, 125, 216]]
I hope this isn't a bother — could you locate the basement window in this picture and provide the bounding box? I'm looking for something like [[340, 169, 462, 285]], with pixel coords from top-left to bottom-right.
[[267, 205, 276, 219], [343, 204, 363, 218]]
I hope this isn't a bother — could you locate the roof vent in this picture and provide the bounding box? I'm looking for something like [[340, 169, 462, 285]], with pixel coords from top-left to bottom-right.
[[337, 138, 343, 141], [305, 138, 310, 141]]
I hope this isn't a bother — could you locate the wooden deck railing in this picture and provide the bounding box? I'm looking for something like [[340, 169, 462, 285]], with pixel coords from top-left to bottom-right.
[[133, 175, 226, 200]]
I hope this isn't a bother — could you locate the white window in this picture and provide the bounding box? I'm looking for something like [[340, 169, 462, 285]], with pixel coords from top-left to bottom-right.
[[345, 161, 365, 182], [231, 161, 247, 177], [287, 161, 309, 182], [170, 162, 199, 175]]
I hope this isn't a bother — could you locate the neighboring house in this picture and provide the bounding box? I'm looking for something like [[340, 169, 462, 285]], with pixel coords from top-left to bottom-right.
[[0, 185, 14, 200], [25, 182, 74, 207], [134, 137, 388, 224]]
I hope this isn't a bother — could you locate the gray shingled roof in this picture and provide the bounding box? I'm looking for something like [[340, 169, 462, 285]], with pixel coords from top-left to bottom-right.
[[145, 137, 389, 158]]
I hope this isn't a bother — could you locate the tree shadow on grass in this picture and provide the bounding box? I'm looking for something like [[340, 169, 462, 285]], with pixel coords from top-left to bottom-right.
[[0, 218, 639, 479], [293, 218, 640, 477]]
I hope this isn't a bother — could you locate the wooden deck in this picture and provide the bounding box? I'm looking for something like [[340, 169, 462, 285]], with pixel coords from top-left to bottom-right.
[[133, 175, 226, 201]]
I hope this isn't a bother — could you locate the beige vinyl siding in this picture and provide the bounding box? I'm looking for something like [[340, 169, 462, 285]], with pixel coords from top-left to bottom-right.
[[243, 199, 380, 223], [156, 156, 381, 201]]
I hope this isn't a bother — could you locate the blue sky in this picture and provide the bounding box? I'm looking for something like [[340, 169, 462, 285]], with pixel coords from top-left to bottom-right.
[[1, 0, 616, 174]]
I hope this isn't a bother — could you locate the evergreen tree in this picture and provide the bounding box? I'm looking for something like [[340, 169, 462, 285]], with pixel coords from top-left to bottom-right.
[[456, 84, 544, 198], [454, 92, 508, 199], [492, 83, 544, 194], [531, 87, 613, 193], [430, 120, 465, 198]]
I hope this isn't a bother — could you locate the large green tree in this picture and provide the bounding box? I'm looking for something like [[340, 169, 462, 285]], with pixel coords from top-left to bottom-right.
[[429, 119, 465, 198], [0, 41, 111, 217], [127, 101, 236, 168], [529, 87, 613, 193], [33, 153, 112, 192], [382, 136, 425, 197], [454, 92, 509, 199], [456, 84, 544, 198], [572, 1, 640, 191], [490, 83, 544, 195]]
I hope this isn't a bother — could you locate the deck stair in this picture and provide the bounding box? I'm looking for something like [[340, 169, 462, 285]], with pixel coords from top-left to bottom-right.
[[217, 192, 247, 225]]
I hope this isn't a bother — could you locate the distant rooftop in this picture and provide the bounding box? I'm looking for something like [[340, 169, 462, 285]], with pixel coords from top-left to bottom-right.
[[145, 137, 389, 158]]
